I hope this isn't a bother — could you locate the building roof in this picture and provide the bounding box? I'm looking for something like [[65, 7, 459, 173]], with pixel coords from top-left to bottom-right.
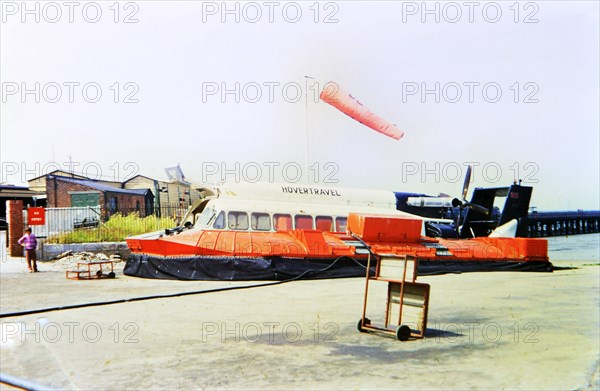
[[122, 174, 173, 185], [0, 185, 45, 198], [123, 174, 179, 185], [0, 185, 29, 191], [49, 175, 151, 196], [28, 170, 88, 182]]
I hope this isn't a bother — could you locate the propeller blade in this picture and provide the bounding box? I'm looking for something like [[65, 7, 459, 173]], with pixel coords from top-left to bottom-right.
[[461, 165, 472, 201], [465, 202, 489, 215]]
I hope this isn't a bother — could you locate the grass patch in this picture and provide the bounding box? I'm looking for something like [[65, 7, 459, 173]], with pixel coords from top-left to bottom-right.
[[47, 213, 178, 244]]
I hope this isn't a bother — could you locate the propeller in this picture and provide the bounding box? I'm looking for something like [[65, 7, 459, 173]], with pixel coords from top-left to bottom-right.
[[452, 165, 489, 237], [461, 165, 472, 201]]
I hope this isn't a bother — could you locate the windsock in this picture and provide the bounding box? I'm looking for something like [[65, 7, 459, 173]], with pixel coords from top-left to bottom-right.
[[319, 81, 404, 140]]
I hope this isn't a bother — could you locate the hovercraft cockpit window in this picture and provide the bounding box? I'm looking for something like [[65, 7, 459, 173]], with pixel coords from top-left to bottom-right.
[[213, 211, 225, 229], [195, 206, 217, 228]]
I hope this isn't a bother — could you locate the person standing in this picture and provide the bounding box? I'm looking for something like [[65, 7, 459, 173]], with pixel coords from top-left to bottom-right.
[[18, 227, 38, 273]]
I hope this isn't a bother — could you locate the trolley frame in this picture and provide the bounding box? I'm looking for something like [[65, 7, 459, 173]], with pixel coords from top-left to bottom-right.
[[358, 253, 430, 341]]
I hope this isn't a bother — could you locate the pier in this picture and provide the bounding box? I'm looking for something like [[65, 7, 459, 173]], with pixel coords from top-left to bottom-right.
[[525, 210, 600, 237]]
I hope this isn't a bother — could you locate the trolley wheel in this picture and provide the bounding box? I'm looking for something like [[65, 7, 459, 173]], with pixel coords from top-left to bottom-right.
[[357, 318, 371, 333], [396, 325, 411, 341], [95, 270, 103, 277], [107, 272, 116, 278]]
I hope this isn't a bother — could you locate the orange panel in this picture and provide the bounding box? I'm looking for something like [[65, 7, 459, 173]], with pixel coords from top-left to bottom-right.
[[297, 230, 331, 255], [347, 213, 422, 243], [197, 230, 220, 251], [480, 237, 548, 260], [517, 238, 548, 259]]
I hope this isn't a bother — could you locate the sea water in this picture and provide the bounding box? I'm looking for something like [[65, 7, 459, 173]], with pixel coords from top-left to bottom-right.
[[547, 233, 600, 263]]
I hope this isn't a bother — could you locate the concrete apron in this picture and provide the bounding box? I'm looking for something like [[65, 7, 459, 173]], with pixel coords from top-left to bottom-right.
[[0, 250, 598, 390]]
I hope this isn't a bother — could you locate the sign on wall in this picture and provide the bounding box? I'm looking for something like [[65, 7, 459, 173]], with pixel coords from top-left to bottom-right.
[[28, 207, 46, 226]]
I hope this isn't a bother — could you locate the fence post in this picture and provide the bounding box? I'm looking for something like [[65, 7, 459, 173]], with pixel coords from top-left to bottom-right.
[[6, 200, 24, 257]]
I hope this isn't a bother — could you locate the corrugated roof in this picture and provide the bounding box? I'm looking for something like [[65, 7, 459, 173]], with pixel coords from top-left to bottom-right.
[[0, 185, 44, 198], [28, 170, 88, 182], [49, 175, 151, 196]]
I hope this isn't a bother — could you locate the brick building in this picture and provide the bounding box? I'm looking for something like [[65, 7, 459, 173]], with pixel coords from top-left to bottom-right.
[[46, 175, 154, 218], [28, 170, 121, 192]]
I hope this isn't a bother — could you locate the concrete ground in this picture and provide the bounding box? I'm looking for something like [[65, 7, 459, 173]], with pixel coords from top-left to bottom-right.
[[1, 242, 599, 390]]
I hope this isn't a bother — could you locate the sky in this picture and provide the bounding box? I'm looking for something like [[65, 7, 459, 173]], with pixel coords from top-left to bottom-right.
[[1, 0, 598, 211]]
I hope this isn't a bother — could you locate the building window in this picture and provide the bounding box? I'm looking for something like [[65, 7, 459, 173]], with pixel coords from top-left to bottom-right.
[[109, 197, 118, 213]]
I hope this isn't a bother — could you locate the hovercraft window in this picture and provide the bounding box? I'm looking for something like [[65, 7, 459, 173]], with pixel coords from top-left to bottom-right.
[[295, 215, 313, 229], [196, 206, 216, 227], [213, 211, 225, 229], [315, 216, 334, 231], [228, 211, 249, 230], [335, 217, 347, 232], [251, 213, 271, 231], [274, 214, 292, 231]]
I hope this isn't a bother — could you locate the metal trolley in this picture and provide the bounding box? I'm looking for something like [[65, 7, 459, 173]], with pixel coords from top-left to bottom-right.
[[358, 254, 430, 341], [66, 261, 116, 280]]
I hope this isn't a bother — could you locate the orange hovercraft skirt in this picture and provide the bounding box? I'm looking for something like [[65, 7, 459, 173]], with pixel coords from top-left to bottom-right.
[[124, 213, 552, 280]]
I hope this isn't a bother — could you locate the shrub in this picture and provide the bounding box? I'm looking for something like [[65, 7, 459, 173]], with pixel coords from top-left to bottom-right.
[[47, 213, 178, 243]]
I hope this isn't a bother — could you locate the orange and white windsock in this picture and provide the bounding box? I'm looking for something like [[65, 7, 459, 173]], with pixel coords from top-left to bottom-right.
[[319, 81, 404, 140]]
